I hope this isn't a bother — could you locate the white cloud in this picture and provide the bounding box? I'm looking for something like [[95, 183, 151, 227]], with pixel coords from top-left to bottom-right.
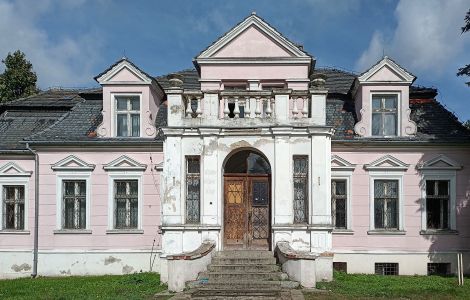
[[0, 0, 104, 88], [355, 0, 470, 75]]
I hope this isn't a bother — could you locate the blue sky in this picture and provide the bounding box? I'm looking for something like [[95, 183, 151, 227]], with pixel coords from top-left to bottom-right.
[[1, 0, 469, 121]]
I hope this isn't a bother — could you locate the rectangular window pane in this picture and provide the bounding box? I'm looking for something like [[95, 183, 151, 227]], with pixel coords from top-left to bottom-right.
[[293, 156, 308, 223], [62, 180, 86, 229], [332, 180, 347, 229], [186, 157, 200, 223], [372, 98, 381, 110], [116, 98, 128, 110], [116, 114, 128, 136], [131, 114, 140, 137], [426, 180, 450, 230], [130, 98, 140, 110], [375, 263, 399, 275], [384, 97, 397, 109], [372, 113, 382, 136], [383, 113, 397, 136], [3, 186, 25, 230], [114, 180, 138, 229], [374, 180, 399, 230]]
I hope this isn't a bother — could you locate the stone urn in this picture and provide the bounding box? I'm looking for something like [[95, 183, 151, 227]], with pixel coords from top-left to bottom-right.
[[310, 73, 327, 88], [167, 73, 184, 88]]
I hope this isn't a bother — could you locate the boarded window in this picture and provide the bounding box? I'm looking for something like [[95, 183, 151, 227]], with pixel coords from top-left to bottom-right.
[[114, 180, 138, 229], [428, 263, 450, 276], [332, 180, 347, 229], [375, 263, 399, 275], [62, 180, 86, 229], [374, 180, 399, 230], [115, 95, 140, 137], [333, 262, 348, 273], [372, 95, 398, 136], [293, 156, 308, 223], [186, 157, 201, 223], [3, 185, 25, 230], [426, 180, 450, 230]]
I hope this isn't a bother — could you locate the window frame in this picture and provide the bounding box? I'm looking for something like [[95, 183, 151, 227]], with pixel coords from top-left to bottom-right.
[[107, 173, 143, 232], [420, 172, 457, 233], [0, 178, 29, 232], [185, 156, 201, 224], [370, 92, 400, 137], [55, 173, 91, 232], [331, 173, 353, 231], [368, 172, 405, 234], [112, 93, 142, 138]]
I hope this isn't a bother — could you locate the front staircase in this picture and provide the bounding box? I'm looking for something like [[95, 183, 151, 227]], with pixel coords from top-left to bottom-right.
[[172, 250, 303, 299]]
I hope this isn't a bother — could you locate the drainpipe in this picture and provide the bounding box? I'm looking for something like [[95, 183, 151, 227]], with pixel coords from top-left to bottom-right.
[[26, 143, 39, 278]]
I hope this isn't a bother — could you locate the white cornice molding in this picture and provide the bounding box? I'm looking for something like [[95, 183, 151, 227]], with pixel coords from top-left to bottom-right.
[[417, 154, 463, 170], [51, 155, 96, 172], [364, 155, 409, 171], [103, 155, 147, 171], [196, 14, 310, 60], [154, 161, 164, 172], [331, 155, 356, 171], [0, 162, 32, 177], [96, 60, 153, 85], [357, 56, 415, 85]]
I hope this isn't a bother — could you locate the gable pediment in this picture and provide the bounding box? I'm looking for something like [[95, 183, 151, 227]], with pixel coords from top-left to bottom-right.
[[364, 155, 409, 171], [331, 155, 356, 171], [358, 56, 415, 84], [0, 162, 32, 177], [96, 59, 153, 85], [103, 155, 147, 171], [197, 13, 310, 60], [418, 155, 462, 170], [52, 155, 95, 171]]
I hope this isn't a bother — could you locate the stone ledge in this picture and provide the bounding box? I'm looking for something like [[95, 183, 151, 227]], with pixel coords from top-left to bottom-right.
[[0, 230, 30, 235], [167, 241, 215, 261], [276, 241, 318, 260], [367, 230, 406, 235], [420, 229, 458, 235], [53, 229, 92, 234]]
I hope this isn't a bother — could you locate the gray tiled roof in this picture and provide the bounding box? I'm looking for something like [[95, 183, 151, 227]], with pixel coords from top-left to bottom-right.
[[155, 69, 201, 90]]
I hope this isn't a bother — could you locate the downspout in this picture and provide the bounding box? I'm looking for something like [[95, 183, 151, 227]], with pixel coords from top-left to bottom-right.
[[26, 143, 39, 278]]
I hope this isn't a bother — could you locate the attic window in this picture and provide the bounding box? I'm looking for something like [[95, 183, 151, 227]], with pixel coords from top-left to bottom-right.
[[115, 95, 140, 137], [372, 95, 398, 136]]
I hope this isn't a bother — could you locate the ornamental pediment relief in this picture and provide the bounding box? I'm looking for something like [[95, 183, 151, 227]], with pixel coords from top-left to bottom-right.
[[331, 155, 356, 171], [0, 162, 32, 177], [51, 155, 95, 171], [103, 155, 147, 171], [364, 155, 409, 171], [417, 154, 462, 170]]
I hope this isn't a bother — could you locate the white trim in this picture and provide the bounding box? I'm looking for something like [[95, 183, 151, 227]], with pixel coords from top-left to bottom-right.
[[51, 155, 95, 171], [418, 154, 463, 170], [358, 56, 415, 84], [419, 170, 457, 231], [96, 60, 153, 84], [369, 92, 401, 137], [0, 177, 29, 231], [331, 170, 353, 230], [368, 172, 405, 232], [197, 14, 310, 59], [331, 155, 356, 171], [111, 93, 143, 138], [55, 173, 92, 230], [107, 172, 143, 230], [0, 162, 32, 177], [103, 155, 147, 171], [364, 155, 409, 171]]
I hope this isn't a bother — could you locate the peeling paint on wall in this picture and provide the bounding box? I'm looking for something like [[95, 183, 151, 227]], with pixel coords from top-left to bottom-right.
[[11, 263, 31, 272], [104, 256, 122, 265], [122, 265, 134, 274]]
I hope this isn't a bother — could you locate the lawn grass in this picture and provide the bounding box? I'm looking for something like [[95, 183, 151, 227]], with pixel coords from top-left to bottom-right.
[[304, 271, 470, 299], [0, 272, 167, 300]]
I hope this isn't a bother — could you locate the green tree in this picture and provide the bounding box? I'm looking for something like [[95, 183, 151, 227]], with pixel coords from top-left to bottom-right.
[[457, 9, 470, 86], [0, 50, 38, 102]]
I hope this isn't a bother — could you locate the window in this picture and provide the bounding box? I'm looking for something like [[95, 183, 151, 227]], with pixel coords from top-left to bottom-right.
[[374, 180, 399, 230], [186, 157, 201, 223], [426, 180, 450, 230], [375, 263, 399, 275], [115, 95, 140, 137], [372, 95, 398, 136], [428, 263, 450, 276], [293, 156, 308, 223], [333, 262, 347, 273], [2, 186, 25, 230], [62, 180, 86, 229], [114, 180, 138, 229], [332, 180, 347, 229]]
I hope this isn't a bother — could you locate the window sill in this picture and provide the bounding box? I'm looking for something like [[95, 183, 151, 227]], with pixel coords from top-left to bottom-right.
[[332, 229, 354, 235], [367, 230, 406, 235], [106, 229, 144, 234], [53, 229, 92, 234], [420, 229, 458, 235], [0, 230, 30, 235]]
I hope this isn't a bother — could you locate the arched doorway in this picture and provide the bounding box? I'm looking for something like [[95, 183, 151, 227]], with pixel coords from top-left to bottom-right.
[[223, 149, 271, 250]]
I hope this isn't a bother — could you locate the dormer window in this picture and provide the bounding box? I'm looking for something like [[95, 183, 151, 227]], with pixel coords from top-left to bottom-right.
[[115, 95, 140, 137], [372, 94, 398, 136]]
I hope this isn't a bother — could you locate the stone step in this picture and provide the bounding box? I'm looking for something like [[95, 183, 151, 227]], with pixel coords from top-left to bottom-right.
[[211, 256, 277, 265], [215, 250, 275, 259], [197, 280, 300, 289], [208, 271, 287, 282], [190, 288, 281, 299], [208, 263, 280, 272]]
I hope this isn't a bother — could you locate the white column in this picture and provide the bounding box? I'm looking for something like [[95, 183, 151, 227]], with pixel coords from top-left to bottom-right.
[[166, 89, 184, 126], [201, 130, 220, 225], [273, 132, 293, 224], [162, 134, 183, 224]]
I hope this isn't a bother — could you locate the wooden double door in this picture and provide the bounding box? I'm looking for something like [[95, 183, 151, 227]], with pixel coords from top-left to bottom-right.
[[223, 175, 271, 250]]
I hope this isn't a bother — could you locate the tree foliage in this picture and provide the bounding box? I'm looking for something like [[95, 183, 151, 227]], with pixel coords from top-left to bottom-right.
[[0, 50, 38, 102], [457, 9, 470, 86]]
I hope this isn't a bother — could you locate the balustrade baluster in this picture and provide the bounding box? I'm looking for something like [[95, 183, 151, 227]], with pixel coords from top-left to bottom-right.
[[244, 96, 251, 117], [301, 97, 308, 118], [292, 97, 299, 118], [186, 97, 192, 118], [265, 97, 272, 117], [255, 97, 261, 118], [234, 97, 240, 118], [196, 97, 202, 117], [223, 97, 230, 118]]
